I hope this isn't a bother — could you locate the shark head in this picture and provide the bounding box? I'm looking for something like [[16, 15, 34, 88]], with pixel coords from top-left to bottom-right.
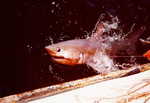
[[45, 40, 96, 65]]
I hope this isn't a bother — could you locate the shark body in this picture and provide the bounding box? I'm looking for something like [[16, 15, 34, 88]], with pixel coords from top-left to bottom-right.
[[45, 18, 145, 73]]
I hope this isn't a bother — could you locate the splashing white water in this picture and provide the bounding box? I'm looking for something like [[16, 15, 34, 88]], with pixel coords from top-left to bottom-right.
[[86, 32, 138, 74], [86, 34, 123, 74], [87, 50, 117, 74], [85, 14, 139, 73]]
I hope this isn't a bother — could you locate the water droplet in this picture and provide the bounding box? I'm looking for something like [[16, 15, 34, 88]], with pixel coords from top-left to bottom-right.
[[51, 1, 55, 5], [56, 3, 59, 7], [26, 44, 30, 48], [51, 9, 54, 13]]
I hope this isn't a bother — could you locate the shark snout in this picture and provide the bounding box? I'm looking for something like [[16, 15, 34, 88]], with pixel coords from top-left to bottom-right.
[[45, 46, 56, 56]]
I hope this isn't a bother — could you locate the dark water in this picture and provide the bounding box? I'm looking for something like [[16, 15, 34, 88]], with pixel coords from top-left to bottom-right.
[[3, 0, 150, 97]]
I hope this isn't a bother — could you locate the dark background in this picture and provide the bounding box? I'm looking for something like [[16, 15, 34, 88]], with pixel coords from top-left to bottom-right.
[[2, 0, 150, 97]]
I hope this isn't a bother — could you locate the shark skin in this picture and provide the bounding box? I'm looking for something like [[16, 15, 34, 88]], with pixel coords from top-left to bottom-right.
[[45, 19, 146, 73]]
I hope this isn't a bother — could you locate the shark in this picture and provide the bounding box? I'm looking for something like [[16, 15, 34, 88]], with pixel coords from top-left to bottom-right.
[[45, 17, 146, 73]]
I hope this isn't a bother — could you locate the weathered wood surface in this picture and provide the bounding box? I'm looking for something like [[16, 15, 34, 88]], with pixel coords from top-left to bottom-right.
[[30, 69, 150, 103], [0, 63, 150, 103]]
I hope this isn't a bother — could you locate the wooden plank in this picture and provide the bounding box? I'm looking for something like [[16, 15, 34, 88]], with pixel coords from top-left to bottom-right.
[[0, 63, 150, 103]]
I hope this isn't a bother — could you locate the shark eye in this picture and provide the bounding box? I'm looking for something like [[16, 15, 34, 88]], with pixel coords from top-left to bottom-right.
[[56, 48, 61, 52]]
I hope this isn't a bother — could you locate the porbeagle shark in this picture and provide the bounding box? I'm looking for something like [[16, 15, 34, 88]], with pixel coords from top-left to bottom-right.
[[45, 18, 146, 73]]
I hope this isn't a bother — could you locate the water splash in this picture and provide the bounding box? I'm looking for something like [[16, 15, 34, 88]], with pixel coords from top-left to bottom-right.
[[85, 14, 142, 73], [86, 31, 140, 74], [87, 50, 117, 74]]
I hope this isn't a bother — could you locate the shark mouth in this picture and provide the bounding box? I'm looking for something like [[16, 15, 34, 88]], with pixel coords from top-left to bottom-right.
[[51, 55, 80, 65], [51, 56, 66, 60]]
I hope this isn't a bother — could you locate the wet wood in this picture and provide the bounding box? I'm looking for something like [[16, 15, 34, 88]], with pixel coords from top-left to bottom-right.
[[0, 63, 150, 103]]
